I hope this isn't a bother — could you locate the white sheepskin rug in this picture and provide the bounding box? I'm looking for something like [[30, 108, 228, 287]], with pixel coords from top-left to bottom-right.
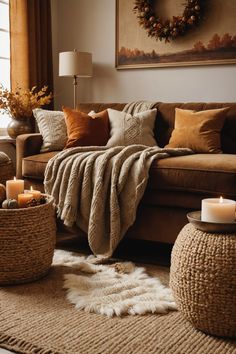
[[53, 250, 177, 317]]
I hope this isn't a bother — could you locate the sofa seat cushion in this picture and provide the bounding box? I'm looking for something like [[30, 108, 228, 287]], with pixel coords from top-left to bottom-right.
[[23, 152, 59, 180], [149, 154, 236, 197], [23, 151, 236, 200]]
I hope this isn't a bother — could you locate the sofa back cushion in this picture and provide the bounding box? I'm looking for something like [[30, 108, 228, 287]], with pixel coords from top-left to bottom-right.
[[78, 102, 236, 154], [155, 103, 236, 153]]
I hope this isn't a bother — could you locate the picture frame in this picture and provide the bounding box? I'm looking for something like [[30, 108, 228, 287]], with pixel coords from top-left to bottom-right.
[[116, 0, 236, 69]]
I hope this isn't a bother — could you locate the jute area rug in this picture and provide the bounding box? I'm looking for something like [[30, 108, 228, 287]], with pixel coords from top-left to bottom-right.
[[0, 251, 235, 354]]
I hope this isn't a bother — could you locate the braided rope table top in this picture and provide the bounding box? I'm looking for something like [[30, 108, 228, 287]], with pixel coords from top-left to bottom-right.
[[170, 223, 236, 338]]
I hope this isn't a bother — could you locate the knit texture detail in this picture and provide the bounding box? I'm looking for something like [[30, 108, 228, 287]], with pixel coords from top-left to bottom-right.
[[44, 145, 192, 257], [106, 108, 157, 147], [33, 108, 67, 152]]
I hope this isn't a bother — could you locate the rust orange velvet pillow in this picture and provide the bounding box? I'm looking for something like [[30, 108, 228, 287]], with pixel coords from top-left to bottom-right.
[[165, 107, 229, 153], [63, 107, 110, 149]]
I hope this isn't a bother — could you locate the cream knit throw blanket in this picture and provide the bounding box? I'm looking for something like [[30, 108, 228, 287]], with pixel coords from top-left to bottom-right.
[[123, 100, 157, 114], [44, 144, 192, 257]]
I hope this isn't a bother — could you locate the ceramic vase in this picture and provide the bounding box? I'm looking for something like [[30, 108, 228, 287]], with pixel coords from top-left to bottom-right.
[[7, 117, 33, 138]]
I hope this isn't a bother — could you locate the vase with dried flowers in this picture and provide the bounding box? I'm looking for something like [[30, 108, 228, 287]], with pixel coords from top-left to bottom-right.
[[0, 85, 52, 138]]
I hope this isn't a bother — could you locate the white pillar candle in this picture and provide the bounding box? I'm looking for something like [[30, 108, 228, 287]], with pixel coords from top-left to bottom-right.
[[18, 193, 34, 208], [6, 177, 24, 200], [202, 197, 236, 223], [24, 186, 41, 200]]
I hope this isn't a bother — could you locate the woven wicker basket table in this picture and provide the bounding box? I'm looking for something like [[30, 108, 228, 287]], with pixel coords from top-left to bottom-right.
[[170, 223, 236, 338], [0, 196, 56, 285]]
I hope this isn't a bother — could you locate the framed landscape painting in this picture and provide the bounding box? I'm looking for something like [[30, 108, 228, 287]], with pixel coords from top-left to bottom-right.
[[116, 0, 236, 69]]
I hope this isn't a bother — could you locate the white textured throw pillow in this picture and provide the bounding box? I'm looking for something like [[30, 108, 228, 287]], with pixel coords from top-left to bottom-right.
[[106, 108, 157, 147], [33, 108, 67, 152]]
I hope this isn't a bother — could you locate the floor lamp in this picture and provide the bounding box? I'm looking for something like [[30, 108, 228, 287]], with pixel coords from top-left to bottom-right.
[[59, 50, 92, 109]]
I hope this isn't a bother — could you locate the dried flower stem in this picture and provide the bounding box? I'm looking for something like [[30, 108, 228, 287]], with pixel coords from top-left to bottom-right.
[[0, 85, 52, 119]]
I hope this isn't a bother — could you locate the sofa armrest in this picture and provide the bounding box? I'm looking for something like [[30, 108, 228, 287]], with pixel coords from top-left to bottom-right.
[[16, 133, 43, 178]]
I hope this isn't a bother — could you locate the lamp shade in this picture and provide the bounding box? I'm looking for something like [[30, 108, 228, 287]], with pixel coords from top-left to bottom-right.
[[59, 51, 92, 77]]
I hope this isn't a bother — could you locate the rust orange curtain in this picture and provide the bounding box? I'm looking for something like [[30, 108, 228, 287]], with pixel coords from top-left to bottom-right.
[[9, 0, 53, 103]]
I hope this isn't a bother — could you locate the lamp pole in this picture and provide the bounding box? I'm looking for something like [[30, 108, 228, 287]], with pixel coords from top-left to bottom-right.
[[73, 75, 77, 109]]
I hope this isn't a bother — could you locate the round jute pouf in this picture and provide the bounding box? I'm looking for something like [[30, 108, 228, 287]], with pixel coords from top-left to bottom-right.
[[170, 223, 236, 338], [0, 196, 56, 285]]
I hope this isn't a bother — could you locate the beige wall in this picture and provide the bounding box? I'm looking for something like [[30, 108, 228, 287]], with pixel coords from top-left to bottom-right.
[[51, 0, 236, 110]]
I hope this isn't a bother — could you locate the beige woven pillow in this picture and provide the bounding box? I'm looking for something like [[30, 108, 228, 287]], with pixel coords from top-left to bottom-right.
[[106, 108, 157, 147], [33, 108, 67, 152]]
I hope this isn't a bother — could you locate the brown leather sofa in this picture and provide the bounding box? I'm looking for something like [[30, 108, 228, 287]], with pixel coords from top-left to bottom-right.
[[16, 102, 236, 244]]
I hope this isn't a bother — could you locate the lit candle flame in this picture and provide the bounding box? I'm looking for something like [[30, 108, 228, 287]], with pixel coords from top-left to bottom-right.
[[30, 186, 33, 191], [14, 176, 16, 181], [219, 196, 223, 203]]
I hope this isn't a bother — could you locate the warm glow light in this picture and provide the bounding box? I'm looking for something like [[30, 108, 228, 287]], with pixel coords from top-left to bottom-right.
[[30, 186, 33, 191], [13, 176, 16, 180], [219, 196, 223, 203]]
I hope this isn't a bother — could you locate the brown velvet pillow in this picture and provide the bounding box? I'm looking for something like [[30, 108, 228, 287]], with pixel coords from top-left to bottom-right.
[[63, 107, 110, 149], [165, 107, 229, 153]]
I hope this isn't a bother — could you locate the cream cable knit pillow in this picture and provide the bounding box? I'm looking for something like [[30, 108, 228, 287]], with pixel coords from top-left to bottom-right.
[[33, 108, 67, 152], [106, 108, 157, 147]]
